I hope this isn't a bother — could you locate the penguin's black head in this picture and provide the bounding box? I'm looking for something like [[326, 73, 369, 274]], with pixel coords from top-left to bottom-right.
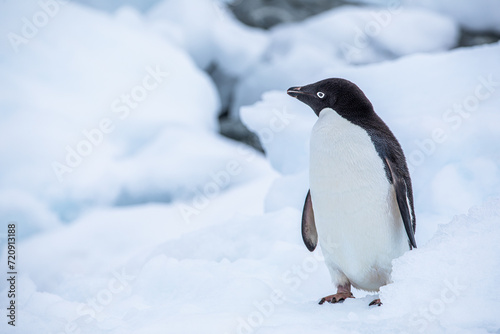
[[287, 78, 373, 118]]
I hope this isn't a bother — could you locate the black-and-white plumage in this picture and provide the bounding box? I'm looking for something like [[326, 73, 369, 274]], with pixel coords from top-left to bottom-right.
[[288, 78, 416, 305]]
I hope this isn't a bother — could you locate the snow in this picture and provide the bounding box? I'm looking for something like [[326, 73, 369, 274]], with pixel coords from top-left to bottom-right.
[[381, 198, 500, 333], [73, 0, 161, 13], [231, 5, 459, 118], [1, 0, 500, 333], [354, 0, 500, 33], [148, 0, 269, 75], [1, 0, 267, 222], [4, 190, 499, 333], [0, 190, 61, 239]]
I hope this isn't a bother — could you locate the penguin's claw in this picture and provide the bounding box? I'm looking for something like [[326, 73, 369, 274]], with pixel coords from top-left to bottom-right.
[[369, 298, 382, 306], [318, 292, 354, 305]]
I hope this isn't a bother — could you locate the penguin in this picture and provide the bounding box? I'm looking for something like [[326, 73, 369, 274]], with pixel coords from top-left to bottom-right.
[[287, 78, 417, 307]]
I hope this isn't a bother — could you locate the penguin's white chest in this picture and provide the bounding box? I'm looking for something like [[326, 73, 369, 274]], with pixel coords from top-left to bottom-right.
[[309, 108, 407, 291]]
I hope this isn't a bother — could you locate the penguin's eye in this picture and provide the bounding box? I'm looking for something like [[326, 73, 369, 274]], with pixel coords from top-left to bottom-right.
[[317, 92, 325, 98]]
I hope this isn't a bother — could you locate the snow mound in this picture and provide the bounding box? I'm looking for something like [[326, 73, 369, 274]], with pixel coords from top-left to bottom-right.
[[0, 1, 499, 333], [357, 0, 500, 33], [73, 0, 162, 13], [49, 126, 273, 221], [380, 198, 500, 333], [148, 0, 269, 75], [0, 0, 274, 230], [231, 5, 459, 116], [240, 91, 316, 175], [5, 189, 499, 333]]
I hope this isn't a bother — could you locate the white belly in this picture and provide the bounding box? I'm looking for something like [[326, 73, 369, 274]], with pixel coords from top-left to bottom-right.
[[309, 108, 408, 291]]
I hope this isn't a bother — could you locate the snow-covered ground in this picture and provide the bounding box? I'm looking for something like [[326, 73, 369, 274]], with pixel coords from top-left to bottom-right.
[[1, 0, 499, 333]]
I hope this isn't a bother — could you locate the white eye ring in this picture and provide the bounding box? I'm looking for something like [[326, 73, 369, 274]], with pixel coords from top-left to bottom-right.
[[317, 92, 325, 98]]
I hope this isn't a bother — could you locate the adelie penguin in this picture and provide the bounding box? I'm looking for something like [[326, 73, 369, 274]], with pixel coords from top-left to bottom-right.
[[287, 78, 417, 307]]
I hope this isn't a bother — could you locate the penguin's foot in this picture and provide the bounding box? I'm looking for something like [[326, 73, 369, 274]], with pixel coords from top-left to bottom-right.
[[319, 283, 354, 305], [319, 292, 354, 304], [369, 298, 382, 306]]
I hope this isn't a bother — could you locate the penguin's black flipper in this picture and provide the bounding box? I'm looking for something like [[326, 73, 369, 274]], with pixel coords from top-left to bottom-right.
[[385, 158, 417, 249], [302, 190, 318, 252]]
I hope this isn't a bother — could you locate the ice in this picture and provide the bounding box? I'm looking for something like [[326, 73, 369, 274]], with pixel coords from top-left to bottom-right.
[[0, 0, 499, 333], [380, 199, 500, 333], [373, 8, 459, 56], [148, 0, 269, 76], [231, 5, 459, 117], [49, 126, 274, 221], [1, 0, 272, 226], [354, 0, 500, 33], [240, 91, 316, 175], [4, 187, 499, 333], [73, 0, 162, 13]]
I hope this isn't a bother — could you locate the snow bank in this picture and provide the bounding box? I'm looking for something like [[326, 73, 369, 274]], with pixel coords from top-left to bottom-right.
[[4, 181, 498, 333], [355, 0, 500, 33], [408, 0, 500, 33], [148, 0, 269, 76], [73, 0, 500, 35], [0, 1, 499, 333], [0, 176, 280, 333], [0, 0, 274, 229], [380, 198, 500, 333], [231, 5, 459, 117], [48, 125, 274, 221], [240, 91, 316, 175], [73, 0, 161, 13]]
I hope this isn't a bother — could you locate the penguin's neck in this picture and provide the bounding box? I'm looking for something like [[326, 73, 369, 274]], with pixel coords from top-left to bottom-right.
[[317, 108, 337, 122], [310, 107, 385, 183], [314, 108, 354, 139]]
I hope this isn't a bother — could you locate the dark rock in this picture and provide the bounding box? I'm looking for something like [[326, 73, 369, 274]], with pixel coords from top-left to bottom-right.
[[458, 29, 500, 47]]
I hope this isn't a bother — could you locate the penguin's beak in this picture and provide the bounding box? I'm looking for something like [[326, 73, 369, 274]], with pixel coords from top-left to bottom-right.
[[287, 86, 304, 98]]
